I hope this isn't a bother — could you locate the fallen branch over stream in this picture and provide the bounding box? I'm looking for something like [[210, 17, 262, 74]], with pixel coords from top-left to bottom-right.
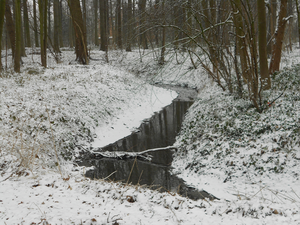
[[90, 146, 178, 161]]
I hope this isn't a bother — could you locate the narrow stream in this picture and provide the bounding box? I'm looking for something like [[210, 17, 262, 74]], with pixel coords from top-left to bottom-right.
[[78, 85, 218, 200]]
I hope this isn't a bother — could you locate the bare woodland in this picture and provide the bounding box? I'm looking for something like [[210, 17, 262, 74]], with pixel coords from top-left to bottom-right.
[[0, 0, 299, 111]]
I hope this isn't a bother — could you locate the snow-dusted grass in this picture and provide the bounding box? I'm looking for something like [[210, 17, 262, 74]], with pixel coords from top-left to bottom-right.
[[1, 47, 300, 224]]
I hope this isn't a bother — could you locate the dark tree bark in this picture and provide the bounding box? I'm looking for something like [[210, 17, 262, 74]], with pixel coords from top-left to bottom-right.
[[68, 8, 74, 48], [126, 0, 133, 51], [296, 0, 300, 48], [100, 0, 108, 52], [23, 0, 31, 47], [33, 0, 39, 47], [116, 0, 122, 48], [14, 0, 22, 72], [94, 0, 99, 46], [82, 0, 86, 31], [53, 0, 60, 53], [39, 0, 48, 67], [257, 0, 271, 89], [139, 0, 148, 49], [268, 0, 277, 55], [0, 0, 5, 72], [68, 0, 89, 64], [47, 0, 51, 41], [5, 2, 15, 58], [159, 0, 166, 65], [269, 0, 288, 74], [58, 0, 63, 47]]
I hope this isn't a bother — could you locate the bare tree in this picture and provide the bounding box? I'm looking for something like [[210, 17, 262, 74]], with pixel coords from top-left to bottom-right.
[[269, 0, 288, 74], [116, 0, 122, 48], [5, 1, 15, 59], [14, 0, 22, 72], [93, 0, 99, 46], [39, 0, 48, 67], [68, 0, 89, 64], [33, 0, 39, 47], [126, 0, 133, 51], [139, 0, 148, 49], [257, 0, 271, 90], [53, 0, 61, 53], [0, 0, 5, 72], [296, 0, 300, 48], [100, 0, 108, 52], [23, 0, 31, 47]]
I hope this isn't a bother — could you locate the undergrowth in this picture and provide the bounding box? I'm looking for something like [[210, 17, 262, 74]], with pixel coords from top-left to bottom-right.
[[174, 64, 300, 181], [0, 62, 144, 174]]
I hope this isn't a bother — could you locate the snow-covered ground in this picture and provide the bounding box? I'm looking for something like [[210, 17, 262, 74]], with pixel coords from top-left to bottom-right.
[[1, 47, 300, 224]]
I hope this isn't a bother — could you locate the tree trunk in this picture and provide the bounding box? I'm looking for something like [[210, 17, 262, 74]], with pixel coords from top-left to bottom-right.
[[257, 0, 271, 89], [39, 0, 48, 67], [19, 1, 26, 57], [5, 2, 15, 58], [100, 0, 108, 52], [48, 0, 51, 42], [82, 0, 86, 32], [58, 0, 63, 47], [33, 0, 39, 47], [126, 0, 132, 51], [69, 9, 74, 48], [68, 0, 89, 64], [23, 0, 31, 47], [139, 0, 148, 49], [159, 0, 166, 65], [116, 0, 122, 48], [0, 0, 5, 72], [296, 0, 300, 48], [269, 0, 288, 74], [14, 0, 22, 72], [94, 0, 98, 46], [268, 0, 277, 55], [53, 0, 60, 53]]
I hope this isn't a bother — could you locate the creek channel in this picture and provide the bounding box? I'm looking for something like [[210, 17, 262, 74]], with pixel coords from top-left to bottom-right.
[[77, 84, 218, 200]]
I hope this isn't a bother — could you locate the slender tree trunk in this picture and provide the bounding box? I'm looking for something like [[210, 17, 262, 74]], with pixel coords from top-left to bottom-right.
[[139, 0, 148, 49], [69, 9, 74, 48], [257, 0, 271, 89], [82, 0, 86, 32], [116, 0, 122, 48], [19, 2, 26, 57], [68, 0, 89, 64], [94, 0, 98, 46], [33, 0, 39, 47], [58, 0, 63, 47], [23, 0, 31, 47], [0, 0, 5, 72], [231, 0, 249, 83], [296, 0, 300, 48], [126, 0, 132, 51], [287, 0, 293, 52], [100, 0, 108, 52], [159, 0, 166, 65], [39, 0, 48, 67], [269, 0, 288, 74], [268, 0, 277, 55], [53, 0, 60, 53], [5, 2, 15, 58], [48, 0, 51, 42], [14, 0, 22, 72]]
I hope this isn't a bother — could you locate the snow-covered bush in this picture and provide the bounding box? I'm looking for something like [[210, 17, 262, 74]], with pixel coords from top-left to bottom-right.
[[174, 64, 300, 180]]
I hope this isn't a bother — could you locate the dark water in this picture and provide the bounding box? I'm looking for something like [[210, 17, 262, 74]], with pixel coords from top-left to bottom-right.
[[78, 85, 218, 200], [98, 100, 193, 153]]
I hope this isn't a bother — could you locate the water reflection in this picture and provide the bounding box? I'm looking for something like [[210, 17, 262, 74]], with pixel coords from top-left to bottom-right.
[[79, 87, 218, 200], [81, 155, 216, 200], [100, 100, 193, 153]]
